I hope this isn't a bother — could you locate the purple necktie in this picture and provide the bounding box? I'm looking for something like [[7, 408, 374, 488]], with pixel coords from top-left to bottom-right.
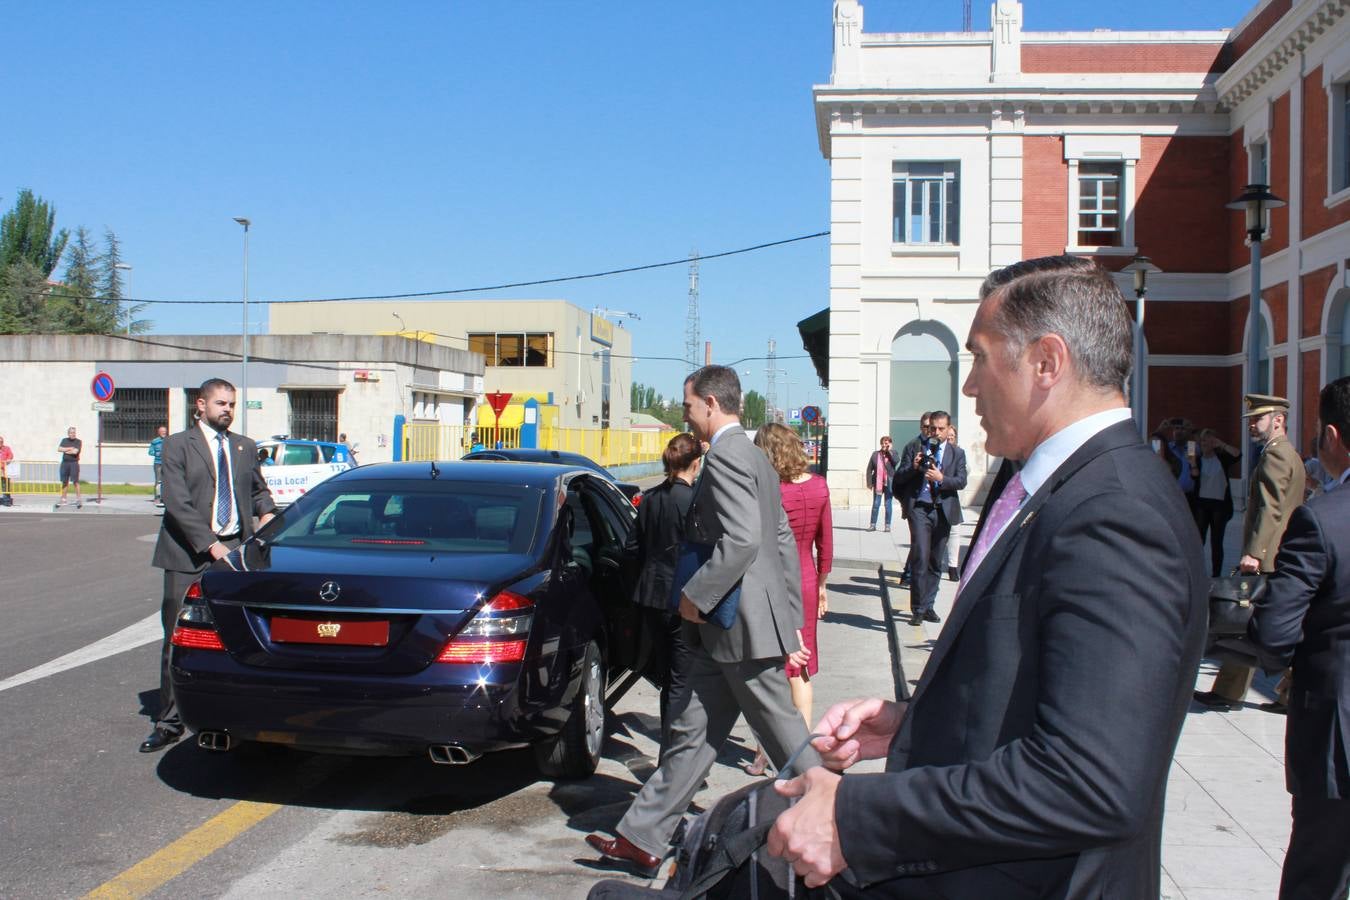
[[958, 471, 1027, 597]]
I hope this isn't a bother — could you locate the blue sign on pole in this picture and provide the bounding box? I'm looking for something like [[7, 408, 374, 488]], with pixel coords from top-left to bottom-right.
[[91, 372, 116, 402]]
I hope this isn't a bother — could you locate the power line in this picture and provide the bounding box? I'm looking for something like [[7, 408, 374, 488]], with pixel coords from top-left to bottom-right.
[[36, 231, 830, 307]]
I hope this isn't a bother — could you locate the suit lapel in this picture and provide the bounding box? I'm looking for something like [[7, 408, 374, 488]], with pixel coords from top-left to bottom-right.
[[911, 421, 1140, 704], [189, 426, 215, 481]]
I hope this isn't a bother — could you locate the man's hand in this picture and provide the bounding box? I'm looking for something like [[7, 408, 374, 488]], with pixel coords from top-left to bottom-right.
[[923, 466, 943, 483], [810, 698, 905, 771], [1238, 554, 1261, 574], [258, 512, 275, 528], [767, 767, 846, 888], [208, 542, 231, 561], [912, 453, 924, 470], [678, 594, 704, 623], [787, 629, 812, 669]]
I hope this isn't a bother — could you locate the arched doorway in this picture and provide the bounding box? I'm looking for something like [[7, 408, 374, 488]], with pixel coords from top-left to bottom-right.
[[1328, 288, 1350, 380], [889, 322, 959, 445]]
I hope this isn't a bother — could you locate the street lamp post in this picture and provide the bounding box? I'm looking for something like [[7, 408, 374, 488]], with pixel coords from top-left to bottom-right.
[[232, 217, 251, 435], [1123, 255, 1160, 438], [1226, 183, 1286, 491], [113, 262, 132, 335]]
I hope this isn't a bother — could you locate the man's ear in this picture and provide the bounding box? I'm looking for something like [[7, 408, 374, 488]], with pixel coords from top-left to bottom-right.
[[1329, 423, 1347, 454], [1029, 333, 1070, 387]]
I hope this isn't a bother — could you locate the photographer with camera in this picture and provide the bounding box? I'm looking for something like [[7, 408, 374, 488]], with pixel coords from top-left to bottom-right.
[[893, 410, 967, 626]]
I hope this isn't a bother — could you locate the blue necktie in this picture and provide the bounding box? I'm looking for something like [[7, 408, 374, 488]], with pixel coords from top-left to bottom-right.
[[216, 434, 231, 529]]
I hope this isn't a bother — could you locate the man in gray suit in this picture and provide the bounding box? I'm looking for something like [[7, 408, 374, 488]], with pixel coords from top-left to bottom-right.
[[140, 378, 276, 752], [586, 365, 819, 874]]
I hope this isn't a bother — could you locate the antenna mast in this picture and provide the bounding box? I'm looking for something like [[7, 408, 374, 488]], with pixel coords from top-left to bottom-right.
[[765, 339, 778, 423], [685, 251, 701, 371], [962, 0, 972, 31]]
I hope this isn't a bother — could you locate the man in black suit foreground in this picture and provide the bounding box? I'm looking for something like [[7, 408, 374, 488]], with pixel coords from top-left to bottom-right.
[[1248, 376, 1350, 900], [892, 408, 966, 625], [767, 256, 1207, 897], [140, 378, 275, 752]]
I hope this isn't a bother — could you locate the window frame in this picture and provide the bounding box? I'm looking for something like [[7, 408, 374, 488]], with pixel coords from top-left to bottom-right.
[[465, 332, 554, 368], [891, 161, 961, 247], [1075, 162, 1123, 248], [101, 388, 169, 444], [1323, 40, 1350, 207], [1063, 136, 1138, 256]]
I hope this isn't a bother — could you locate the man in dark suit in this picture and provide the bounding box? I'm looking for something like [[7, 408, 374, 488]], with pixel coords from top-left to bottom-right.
[[140, 378, 276, 752], [896, 413, 930, 585], [893, 409, 967, 625], [1248, 376, 1350, 899], [767, 256, 1207, 897], [586, 365, 817, 874]]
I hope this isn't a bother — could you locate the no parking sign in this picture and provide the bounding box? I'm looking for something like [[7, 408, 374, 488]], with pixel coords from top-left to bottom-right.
[[91, 372, 116, 402]]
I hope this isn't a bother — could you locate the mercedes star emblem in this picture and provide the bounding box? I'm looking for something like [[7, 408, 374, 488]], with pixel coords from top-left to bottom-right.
[[318, 581, 341, 603]]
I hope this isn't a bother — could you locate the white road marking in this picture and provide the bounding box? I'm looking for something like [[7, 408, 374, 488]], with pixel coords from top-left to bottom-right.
[[0, 610, 161, 693]]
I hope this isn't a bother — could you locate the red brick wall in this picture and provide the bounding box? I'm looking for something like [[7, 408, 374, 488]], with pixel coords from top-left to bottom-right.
[[1274, 354, 1288, 394], [1145, 302, 1232, 356], [1229, 0, 1292, 64], [1303, 68, 1350, 238], [1266, 281, 1289, 345], [1229, 132, 1250, 268], [1021, 43, 1226, 74], [1023, 136, 1066, 258], [1302, 265, 1338, 338], [1302, 350, 1322, 452], [1148, 365, 1243, 440], [1135, 136, 1231, 272], [1266, 92, 1291, 255]]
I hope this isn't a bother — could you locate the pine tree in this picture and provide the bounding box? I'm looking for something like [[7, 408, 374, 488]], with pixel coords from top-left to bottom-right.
[[0, 189, 69, 277]]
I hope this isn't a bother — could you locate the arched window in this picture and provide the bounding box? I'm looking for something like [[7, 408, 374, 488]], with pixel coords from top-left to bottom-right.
[[1336, 292, 1350, 379], [889, 323, 959, 444]]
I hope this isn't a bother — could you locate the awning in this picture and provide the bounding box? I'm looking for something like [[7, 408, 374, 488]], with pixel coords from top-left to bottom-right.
[[797, 308, 829, 388]]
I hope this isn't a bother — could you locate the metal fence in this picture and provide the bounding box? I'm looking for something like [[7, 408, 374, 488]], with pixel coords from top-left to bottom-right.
[[399, 423, 666, 468], [2, 461, 62, 495]]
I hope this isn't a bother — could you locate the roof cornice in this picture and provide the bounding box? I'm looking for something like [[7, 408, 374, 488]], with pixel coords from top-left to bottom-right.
[[1216, 0, 1349, 108]]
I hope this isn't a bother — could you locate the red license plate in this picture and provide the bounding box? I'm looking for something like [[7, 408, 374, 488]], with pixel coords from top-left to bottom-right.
[[271, 616, 389, 647]]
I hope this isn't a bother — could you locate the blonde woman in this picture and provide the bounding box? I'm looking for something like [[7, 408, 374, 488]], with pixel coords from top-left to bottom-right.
[[747, 423, 832, 775]]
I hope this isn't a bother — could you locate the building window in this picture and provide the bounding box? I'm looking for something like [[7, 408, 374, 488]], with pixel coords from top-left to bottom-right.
[[892, 162, 960, 245], [1337, 294, 1350, 379], [184, 388, 200, 426], [1336, 82, 1350, 193], [1076, 162, 1122, 247], [466, 332, 554, 367], [1249, 139, 1272, 235], [288, 390, 339, 442], [103, 388, 168, 443]]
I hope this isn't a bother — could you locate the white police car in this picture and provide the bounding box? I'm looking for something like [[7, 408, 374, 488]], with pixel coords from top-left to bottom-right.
[[256, 437, 356, 507]]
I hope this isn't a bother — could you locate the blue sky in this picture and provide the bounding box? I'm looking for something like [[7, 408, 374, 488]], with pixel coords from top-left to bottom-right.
[[5, 0, 1253, 412]]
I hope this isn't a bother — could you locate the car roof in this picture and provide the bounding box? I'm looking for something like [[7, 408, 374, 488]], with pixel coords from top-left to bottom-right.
[[330, 459, 601, 490], [259, 438, 341, 447]]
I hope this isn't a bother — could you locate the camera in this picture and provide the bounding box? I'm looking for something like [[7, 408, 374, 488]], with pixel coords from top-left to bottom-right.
[[918, 435, 942, 470]]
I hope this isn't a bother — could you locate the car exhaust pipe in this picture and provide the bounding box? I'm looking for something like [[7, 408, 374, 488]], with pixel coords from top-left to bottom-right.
[[197, 731, 235, 752], [428, 743, 480, 765]]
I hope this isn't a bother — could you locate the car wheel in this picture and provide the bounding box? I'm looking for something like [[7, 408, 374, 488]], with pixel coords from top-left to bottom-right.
[[534, 640, 605, 779]]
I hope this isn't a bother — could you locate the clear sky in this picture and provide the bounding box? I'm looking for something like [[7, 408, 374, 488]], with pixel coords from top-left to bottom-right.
[[4, 0, 1254, 413]]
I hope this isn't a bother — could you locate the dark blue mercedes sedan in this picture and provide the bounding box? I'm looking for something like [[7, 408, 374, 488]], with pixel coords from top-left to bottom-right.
[[169, 460, 651, 777]]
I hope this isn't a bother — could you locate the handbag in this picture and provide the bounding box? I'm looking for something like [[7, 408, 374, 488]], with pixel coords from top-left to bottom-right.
[[1207, 572, 1267, 637], [669, 541, 741, 630]]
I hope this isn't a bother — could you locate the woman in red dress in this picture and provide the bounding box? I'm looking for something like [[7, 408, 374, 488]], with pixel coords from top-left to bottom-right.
[[746, 423, 833, 775]]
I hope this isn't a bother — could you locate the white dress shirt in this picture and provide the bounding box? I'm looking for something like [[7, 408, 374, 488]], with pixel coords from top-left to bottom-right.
[[198, 420, 240, 537]]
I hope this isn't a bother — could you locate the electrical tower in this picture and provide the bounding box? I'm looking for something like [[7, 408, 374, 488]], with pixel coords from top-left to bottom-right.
[[685, 251, 701, 371], [962, 0, 972, 31], [765, 339, 778, 423]]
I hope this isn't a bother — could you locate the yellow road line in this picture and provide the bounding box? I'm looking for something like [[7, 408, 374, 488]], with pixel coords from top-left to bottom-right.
[[85, 800, 282, 899]]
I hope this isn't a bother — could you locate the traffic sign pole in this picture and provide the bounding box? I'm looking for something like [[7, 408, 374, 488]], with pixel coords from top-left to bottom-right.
[[97, 409, 103, 505], [89, 372, 116, 505]]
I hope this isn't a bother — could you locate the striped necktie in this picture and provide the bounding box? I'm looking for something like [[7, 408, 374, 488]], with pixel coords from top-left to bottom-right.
[[957, 471, 1027, 597], [216, 434, 231, 529]]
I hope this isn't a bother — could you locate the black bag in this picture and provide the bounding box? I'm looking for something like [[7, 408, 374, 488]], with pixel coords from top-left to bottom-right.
[[587, 780, 841, 900], [1207, 573, 1267, 637]]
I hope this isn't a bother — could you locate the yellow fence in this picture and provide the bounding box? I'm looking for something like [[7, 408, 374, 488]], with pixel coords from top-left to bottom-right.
[[400, 423, 666, 468], [2, 460, 62, 495]]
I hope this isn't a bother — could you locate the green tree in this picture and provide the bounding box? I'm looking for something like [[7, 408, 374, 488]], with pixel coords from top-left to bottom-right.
[[97, 228, 149, 333], [0, 189, 68, 277], [742, 390, 767, 429], [48, 227, 113, 333], [0, 259, 54, 333]]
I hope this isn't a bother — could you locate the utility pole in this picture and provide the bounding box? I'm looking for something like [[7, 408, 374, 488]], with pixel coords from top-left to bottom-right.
[[765, 339, 779, 423], [685, 251, 701, 372], [962, 0, 972, 31]]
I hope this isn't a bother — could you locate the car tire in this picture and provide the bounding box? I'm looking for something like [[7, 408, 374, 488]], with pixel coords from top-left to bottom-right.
[[534, 640, 605, 779]]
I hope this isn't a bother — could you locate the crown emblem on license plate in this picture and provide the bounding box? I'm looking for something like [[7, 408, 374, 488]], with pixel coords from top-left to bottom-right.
[[317, 622, 342, 638]]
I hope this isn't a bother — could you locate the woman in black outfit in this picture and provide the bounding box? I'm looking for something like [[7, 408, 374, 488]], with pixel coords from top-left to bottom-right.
[[1193, 428, 1240, 577], [627, 433, 702, 757]]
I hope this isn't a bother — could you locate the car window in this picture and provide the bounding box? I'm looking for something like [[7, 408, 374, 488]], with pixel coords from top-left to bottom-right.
[[267, 479, 541, 554], [320, 444, 337, 462], [281, 444, 321, 466]]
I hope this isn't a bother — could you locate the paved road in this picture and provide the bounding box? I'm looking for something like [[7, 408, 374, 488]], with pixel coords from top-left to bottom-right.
[[0, 507, 893, 898]]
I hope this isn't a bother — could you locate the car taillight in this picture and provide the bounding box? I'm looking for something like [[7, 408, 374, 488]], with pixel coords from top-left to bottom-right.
[[436, 591, 534, 664], [171, 581, 225, 651], [631, 492, 642, 507]]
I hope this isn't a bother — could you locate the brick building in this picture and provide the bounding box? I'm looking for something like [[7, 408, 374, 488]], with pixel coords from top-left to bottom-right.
[[814, 0, 1350, 507]]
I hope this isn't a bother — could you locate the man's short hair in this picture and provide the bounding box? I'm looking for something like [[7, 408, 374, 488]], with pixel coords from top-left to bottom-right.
[[1320, 376, 1350, 440], [685, 365, 742, 416], [199, 377, 236, 398], [929, 410, 951, 426], [978, 255, 1133, 393]]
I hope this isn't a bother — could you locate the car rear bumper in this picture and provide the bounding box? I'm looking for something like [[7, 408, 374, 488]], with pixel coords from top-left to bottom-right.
[[171, 647, 579, 756]]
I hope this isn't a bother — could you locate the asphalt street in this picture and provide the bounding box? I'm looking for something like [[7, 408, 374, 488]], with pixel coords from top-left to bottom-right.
[[0, 503, 894, 899]]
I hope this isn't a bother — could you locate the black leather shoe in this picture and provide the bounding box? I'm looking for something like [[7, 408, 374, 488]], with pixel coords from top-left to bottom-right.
[[908, 612, 923, 626], [923, 609, 941, 623], [1258, 700, 1288, 715], [1192, 690, 1240, 711], [585, 833, 661, 876], [139, 726, 183, 753]]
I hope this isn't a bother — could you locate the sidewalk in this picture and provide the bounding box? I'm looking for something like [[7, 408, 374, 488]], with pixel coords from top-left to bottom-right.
[[0, 493, 162, 515], [831, 502, 1289, 898]]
